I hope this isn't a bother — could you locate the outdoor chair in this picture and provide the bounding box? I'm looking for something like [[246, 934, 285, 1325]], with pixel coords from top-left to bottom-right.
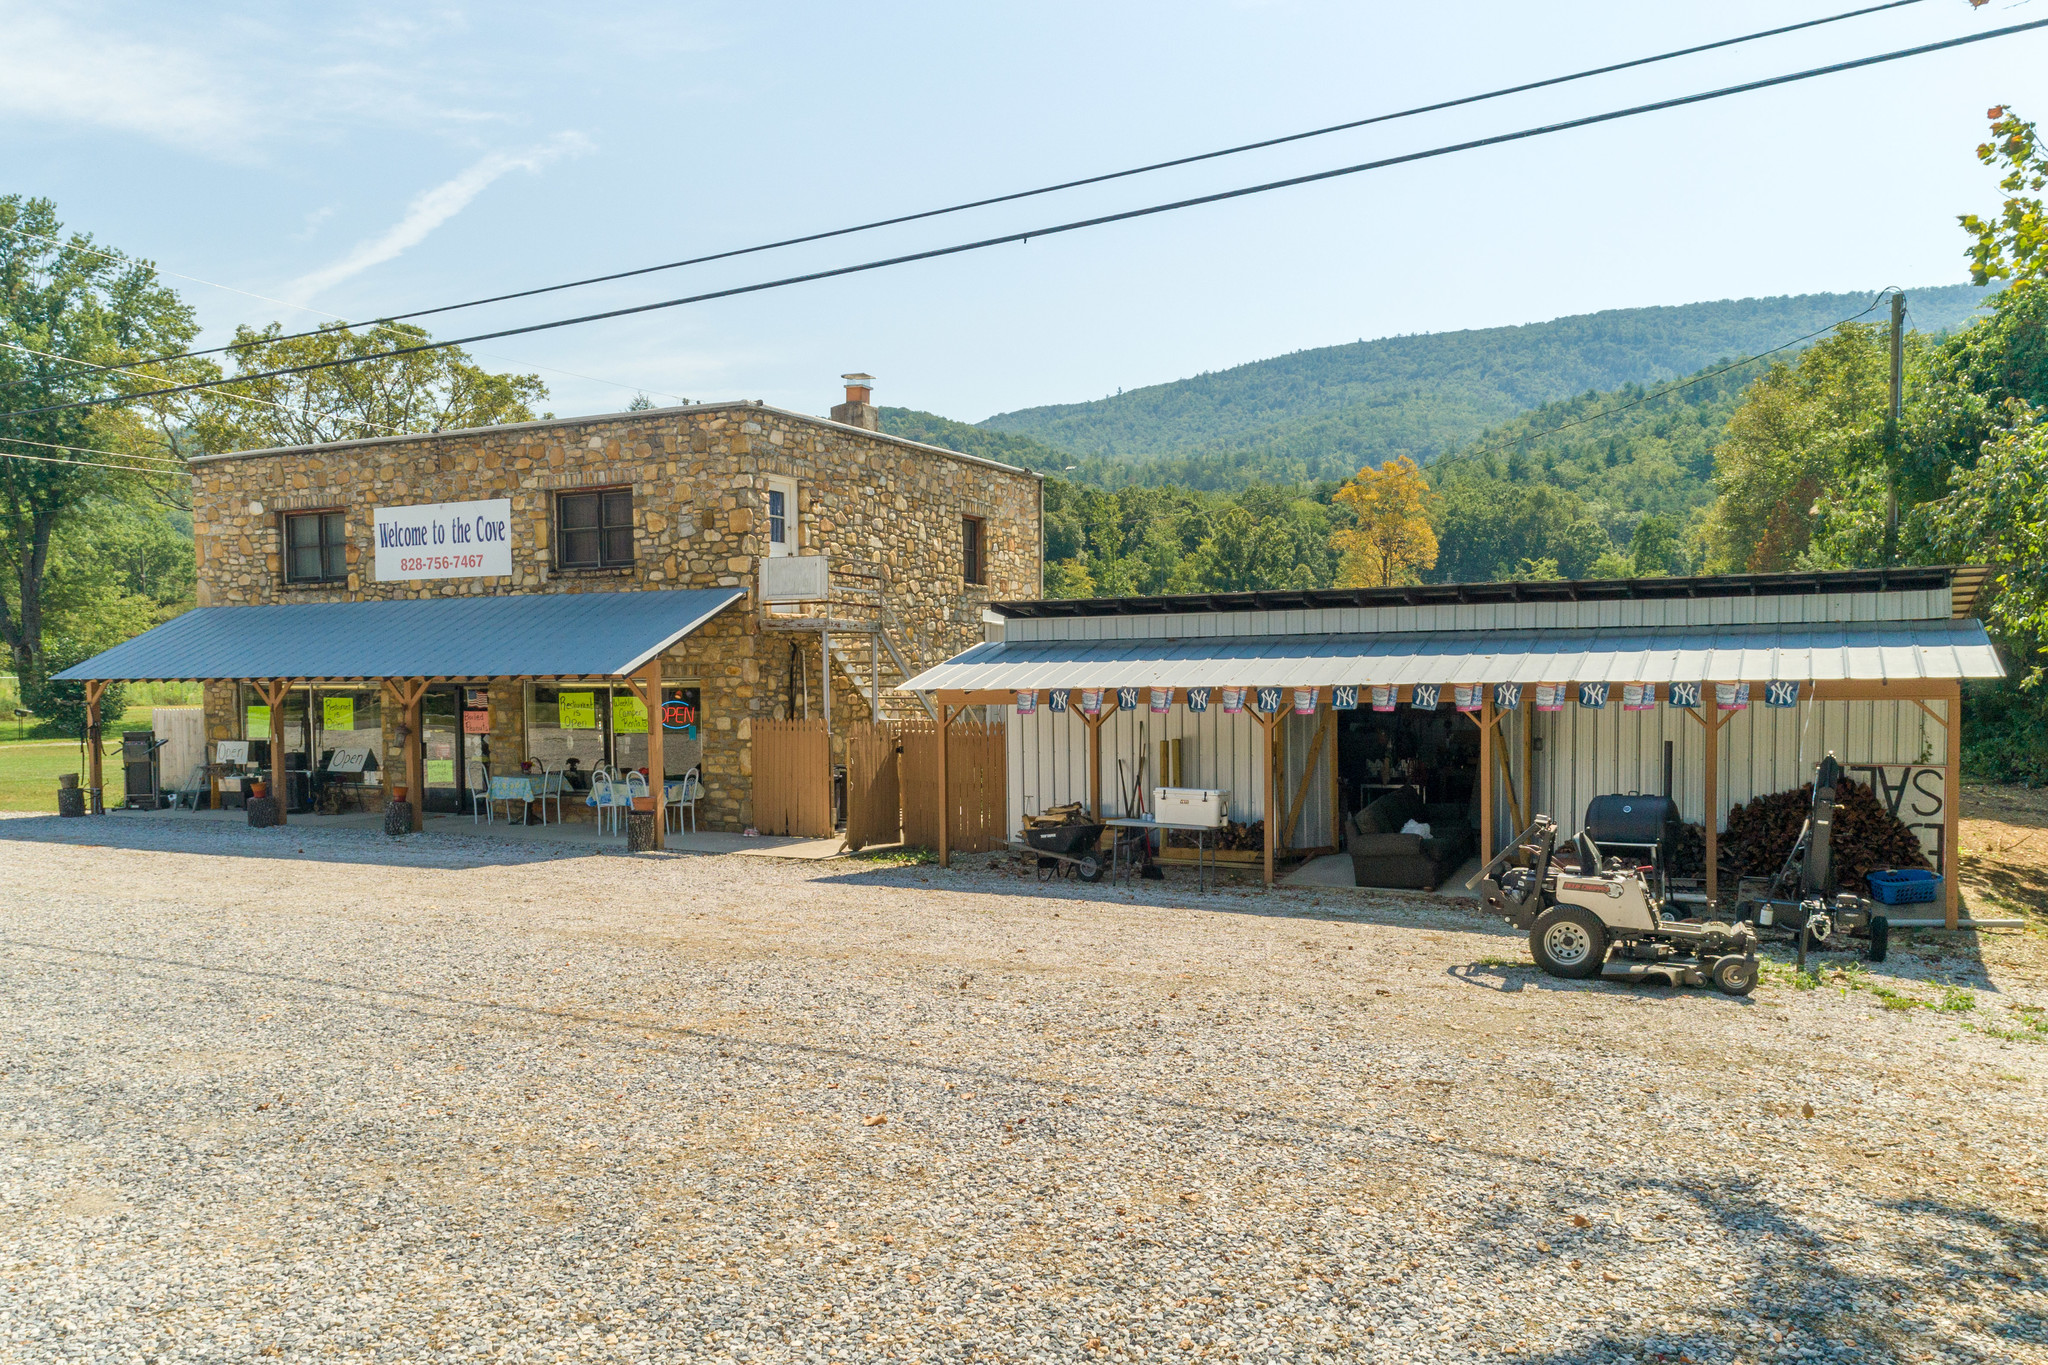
[[468, 762, 492, 823], [588, 768, 625, 835], [624, 770, 651, 833], [534, 766, 565, 825], [667, 767, 702, 834]]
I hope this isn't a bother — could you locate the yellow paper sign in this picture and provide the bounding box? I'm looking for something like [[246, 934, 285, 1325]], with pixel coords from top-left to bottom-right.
[[558, 692, 596, 729], [322, 696, 355, 731], [425, 759, 456, 785], [246, 705, 270, 739], [614, 694, 648, 734]]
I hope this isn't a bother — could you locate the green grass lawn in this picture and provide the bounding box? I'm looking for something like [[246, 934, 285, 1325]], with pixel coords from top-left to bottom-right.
[[0, 737, 128, 812]]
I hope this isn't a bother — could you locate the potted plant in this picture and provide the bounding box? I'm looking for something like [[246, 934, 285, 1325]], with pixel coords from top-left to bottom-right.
[[391, 785, 408, 802]]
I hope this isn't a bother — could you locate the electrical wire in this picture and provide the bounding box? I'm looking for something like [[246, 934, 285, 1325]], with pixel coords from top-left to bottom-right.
[[10, 17, 2043, 424], [0, 221, 693, 407], [0, 431, 184, 465], [0, 339, 406, 437], [1425, 293, 1894, 477], [0, 446, 186, 476], [54, 0, 1940, 376]]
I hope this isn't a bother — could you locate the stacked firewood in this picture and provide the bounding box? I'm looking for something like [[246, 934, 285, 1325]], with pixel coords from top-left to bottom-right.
[[1024, 803, 1094, 830], [1717, 777, 1930, 893], [1166, 819, 1264, 850]]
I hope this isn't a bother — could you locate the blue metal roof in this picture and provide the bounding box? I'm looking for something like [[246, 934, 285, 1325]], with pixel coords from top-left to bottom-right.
[[52, 588, 746, 681]]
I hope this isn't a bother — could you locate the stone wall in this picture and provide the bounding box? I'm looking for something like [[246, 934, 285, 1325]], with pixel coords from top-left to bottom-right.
[[190, 401, 1039, 831]]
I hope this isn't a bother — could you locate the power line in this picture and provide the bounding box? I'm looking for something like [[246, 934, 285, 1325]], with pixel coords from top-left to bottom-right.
[[11, 17, 2043, 425], [0, 431, 184, 465], [0, 221, 692, 406], [0, 339, 406, 437], [63, 0, 1936, 377], [1425, 294, 1893, 478], [0, 446, 185, 476]]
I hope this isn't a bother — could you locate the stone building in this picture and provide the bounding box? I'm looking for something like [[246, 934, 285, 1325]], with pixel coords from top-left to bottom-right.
[[94, 378, 1041, 833]]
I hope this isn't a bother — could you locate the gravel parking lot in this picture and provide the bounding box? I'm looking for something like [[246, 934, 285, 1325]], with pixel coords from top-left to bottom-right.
[[2, 815, 2045, 1365]]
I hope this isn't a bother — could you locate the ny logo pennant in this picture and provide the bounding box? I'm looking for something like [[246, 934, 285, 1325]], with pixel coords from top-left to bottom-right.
[[1048, 689, 1069, 713], [1255, 687, 1283, 714], [1332, 685, 1359, 711], [1117, 687, 1139, 711], [1493, 683, 1521, 710], [1666, 681, 1701, 709], [1764, 680, 1802, 708], [1410, 684, 1441, 709], [1578, 682, 1609, 709], [1185, 687, 1211, 713]]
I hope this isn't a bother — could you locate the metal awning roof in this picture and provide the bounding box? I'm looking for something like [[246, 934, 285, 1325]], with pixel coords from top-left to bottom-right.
[[52, 588, 746, 682], [899, 619, 2005, 692]]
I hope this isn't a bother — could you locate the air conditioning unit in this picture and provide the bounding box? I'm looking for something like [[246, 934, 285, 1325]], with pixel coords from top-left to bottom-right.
[[762, 554, 830, 603]]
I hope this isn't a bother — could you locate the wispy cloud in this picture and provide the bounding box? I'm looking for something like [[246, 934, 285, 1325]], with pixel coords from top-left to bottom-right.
[[284, 133, 592, 303], [0, 4, 255, 157]]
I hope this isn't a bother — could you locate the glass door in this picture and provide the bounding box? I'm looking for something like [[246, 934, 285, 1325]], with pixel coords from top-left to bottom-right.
[[422, 687, 462, 813]]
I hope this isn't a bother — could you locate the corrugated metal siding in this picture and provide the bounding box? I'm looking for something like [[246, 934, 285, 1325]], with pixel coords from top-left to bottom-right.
[[1522, 698, 1948, 842], [1007, 705, 1268, 834], [1007, 588, 1953, 643]]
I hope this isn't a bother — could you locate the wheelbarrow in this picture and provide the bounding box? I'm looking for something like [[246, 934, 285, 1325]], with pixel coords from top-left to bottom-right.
[[1019, 822, 1109, 882]]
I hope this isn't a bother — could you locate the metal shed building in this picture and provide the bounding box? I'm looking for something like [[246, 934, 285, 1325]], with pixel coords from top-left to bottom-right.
[[901, 566, 2001, 924]]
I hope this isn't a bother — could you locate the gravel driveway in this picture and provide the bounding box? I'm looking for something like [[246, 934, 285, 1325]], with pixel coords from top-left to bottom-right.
[[1, 814, 2044, 1364]]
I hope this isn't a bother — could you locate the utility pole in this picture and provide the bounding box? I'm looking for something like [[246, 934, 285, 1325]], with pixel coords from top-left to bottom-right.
[[1884, 290, 1904, 563]]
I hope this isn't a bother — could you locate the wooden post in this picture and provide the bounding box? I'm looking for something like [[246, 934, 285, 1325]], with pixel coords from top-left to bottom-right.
[[1944, 679, 1961, 930], [1327, 690, 1341, 837], [637, 661, 666, 850], [1084, 707, 1106, 820], [259, 678, 293, 824], [1704, 682, 1720, 907], [939, 702, 960, 868], [1520, 690, 1533, 832], [84, 680, 106, 815], [1479, 687, 1495, 863], [1259, 707, 1277, 887], [404, 678, 426, 832]]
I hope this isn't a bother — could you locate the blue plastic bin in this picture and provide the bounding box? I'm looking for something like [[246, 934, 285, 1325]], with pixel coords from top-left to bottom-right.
[[1866, 868, 1941, 905]]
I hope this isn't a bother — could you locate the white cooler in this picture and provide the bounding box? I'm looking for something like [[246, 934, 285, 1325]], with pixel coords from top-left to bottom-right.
[[1151, 787, 1228, 828]]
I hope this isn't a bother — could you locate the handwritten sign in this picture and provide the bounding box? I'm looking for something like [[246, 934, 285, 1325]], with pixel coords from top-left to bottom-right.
[[614, 694, 648, 734], [246, 705, 270, 739], [327, 748, 372, 774], [373, 498, 513, 582], [558, 692, 597, 729], [462, 709, 490, 734], [216, 740, 249, 764], [322, 695, 355, 731], [425, 759, 456, 785]]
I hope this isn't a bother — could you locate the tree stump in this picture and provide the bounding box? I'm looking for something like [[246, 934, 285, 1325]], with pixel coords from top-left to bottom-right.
[[626, 809, 660, 852], [247, 796, 282, 828], [383, 801, 413, 837], [56, 786, 85, 818]]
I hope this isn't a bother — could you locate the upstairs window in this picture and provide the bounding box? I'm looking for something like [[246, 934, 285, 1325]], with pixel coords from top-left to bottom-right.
[[559, 488, 633, 569], [963, 515, 986, 586], [765, 476, 797, 557], [284, 510, 347, 583]]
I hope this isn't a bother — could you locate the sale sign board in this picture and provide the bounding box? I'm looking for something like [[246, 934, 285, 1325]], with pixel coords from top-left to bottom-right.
[[373, 499, 513, 581]]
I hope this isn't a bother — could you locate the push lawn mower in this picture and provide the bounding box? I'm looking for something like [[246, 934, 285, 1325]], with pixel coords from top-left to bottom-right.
[[1469, 813, 1761, 995], [1731, 754, 1890, 969]]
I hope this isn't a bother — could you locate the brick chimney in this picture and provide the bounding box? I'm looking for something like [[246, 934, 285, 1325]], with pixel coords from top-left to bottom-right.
[[831, 372, 879, 431]]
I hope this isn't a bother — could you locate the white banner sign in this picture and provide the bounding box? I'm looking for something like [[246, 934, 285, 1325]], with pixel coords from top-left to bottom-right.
[[374, 499, 513, 582]]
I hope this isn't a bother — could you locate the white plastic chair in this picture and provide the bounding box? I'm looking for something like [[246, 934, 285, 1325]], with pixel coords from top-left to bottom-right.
[[467, 762, 491, 823], [588, 768, 619, 834], [667, 767, 702, 834], [534, 766, 564, 826], [624, 770, 651, 836]]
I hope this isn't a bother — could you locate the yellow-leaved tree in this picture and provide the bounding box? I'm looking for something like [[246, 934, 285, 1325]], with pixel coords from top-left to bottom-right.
[[1331, 456, 1438, 587]]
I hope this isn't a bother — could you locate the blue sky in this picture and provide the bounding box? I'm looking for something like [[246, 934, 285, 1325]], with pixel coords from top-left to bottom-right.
[[3, 1, 2037, 424]]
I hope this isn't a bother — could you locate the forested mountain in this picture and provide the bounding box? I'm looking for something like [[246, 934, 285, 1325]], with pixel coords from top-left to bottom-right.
[[872, 408, 1071, 474], [973, 284, 1992, 490]]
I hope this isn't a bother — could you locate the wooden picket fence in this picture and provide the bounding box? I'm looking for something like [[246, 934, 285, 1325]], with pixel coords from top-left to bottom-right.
[[753, 718, 832, 837], [900, 716, 1007, 855], [844, 723, 901, 852]]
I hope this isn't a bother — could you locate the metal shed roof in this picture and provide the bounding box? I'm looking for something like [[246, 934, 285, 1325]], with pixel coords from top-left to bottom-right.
[[52, 587, 746, 682], [990, 565, 1989, 620], [899, 619, 2004, 692]]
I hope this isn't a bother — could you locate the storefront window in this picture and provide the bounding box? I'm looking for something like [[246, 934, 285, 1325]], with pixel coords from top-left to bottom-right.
[[314, 687, 382, 785], [524, 683, 703, 781]]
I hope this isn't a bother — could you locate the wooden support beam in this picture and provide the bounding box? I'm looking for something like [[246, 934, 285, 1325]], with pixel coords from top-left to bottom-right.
[[84, 680, 106, 815], [1704, 684, 1722, 906], [634, 662, 666, 850], [400, 677, 428, 831], [258, 678, 293, 824], [1082, 708, 1108, 822], [1943, 679, 1961, 929], [1256, 709, 1278, 887], [1327, 699, 1342, 842], [1479, 688, 1495, 863], [1281, 708, 1332, 849], [1519, 690, 1533, 840]]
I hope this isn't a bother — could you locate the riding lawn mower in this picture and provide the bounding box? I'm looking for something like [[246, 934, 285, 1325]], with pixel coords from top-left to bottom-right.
[[1467, 756, 1891, 994]]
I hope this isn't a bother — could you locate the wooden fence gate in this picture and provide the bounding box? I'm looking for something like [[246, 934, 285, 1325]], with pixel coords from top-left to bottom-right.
[[844, 723, 901, 852], [753, 718, 832, 837], [901, 716, 1007, 857]]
